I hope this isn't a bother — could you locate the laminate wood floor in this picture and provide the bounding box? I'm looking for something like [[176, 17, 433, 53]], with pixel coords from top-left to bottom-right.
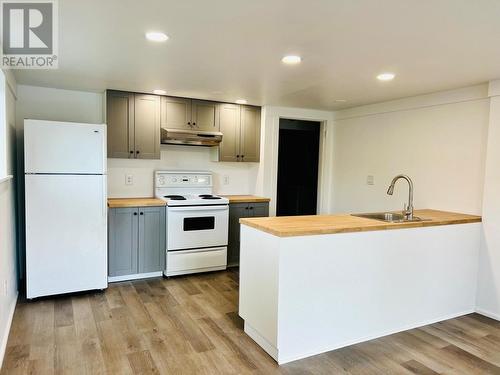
[[2, 269, 500, 374]]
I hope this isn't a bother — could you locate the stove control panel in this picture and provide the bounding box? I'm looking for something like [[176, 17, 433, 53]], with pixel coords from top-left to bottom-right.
[[155, 171, 212, 188]]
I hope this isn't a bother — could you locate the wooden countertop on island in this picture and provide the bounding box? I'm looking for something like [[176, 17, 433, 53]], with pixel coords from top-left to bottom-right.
[[108, 198, 166, 208], [239, 209, 481, 237], [222, 195, 271, 203]]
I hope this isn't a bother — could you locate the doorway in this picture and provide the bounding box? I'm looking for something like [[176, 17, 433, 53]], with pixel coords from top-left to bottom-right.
[[276, 119, 321, 216]]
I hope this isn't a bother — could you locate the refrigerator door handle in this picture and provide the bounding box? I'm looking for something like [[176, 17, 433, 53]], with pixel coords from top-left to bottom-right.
[[103, 176, 107, 220]]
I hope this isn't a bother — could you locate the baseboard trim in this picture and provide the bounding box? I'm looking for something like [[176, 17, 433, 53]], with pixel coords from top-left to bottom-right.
[[0, 292, 18, 369], [165, 266, 227, 277], [244, 322, 278, 361], [475, 308, 500, 321], [108, 271, 163, 283]]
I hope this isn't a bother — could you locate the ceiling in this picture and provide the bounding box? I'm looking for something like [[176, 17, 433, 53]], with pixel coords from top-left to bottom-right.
[[13, 0, 500, 110]]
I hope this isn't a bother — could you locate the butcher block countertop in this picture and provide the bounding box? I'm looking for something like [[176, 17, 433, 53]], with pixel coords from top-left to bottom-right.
[[239, 209, 481, 237], [223, 195, 271, 203], [108, 198, 166, 208]]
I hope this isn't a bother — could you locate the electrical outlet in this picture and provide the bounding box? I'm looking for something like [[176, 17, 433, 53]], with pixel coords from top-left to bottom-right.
[[125, 174, 134, 185], [366, 175, 374, 185], [223, 175, 229, 185]]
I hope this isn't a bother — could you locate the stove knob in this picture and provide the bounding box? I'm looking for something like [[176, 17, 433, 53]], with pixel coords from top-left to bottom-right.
[[172, 178, 177, 183], [158, 176, 165, 185]]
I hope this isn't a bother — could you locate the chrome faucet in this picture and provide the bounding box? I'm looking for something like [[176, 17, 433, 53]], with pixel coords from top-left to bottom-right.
[[387, 174, 414, 220]]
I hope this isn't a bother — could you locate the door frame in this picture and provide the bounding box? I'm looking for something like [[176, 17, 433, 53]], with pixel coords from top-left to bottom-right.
[[276, 118, 322, 216], [255, 106, 335, 216]]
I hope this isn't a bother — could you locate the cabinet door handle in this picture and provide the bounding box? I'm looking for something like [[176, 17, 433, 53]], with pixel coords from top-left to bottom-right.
[[139, 212, 144, 215], [129, 150, 134, 154], [188, 122, 191, 125], [241, 155, 245, 159], [133, 212, 138, 216], [136, 150, 140, 154], [193, 122, 196, 126], [249, 206, 254, 210], [245, 206, 249, 210]]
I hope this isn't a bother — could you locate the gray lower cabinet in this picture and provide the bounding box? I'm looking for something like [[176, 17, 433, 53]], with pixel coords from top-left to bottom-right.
[[108, 206, 165, 278], [108, 207, 138, 277], [227, 202, 269, 266]]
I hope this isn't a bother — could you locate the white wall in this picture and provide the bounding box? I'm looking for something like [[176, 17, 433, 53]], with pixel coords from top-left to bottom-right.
[[332, 85, 490, 215], [476, 81, 500, 319], [15, 85, 259, 198], [0, 71, 18, 367]]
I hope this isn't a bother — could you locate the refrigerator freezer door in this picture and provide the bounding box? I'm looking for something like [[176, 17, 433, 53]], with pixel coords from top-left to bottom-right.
[[24, 119, 106, 174], [25, 174, 108, 298]]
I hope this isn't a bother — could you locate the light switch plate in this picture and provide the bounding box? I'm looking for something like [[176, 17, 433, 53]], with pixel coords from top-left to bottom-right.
[[366, 175, 374, 185], [125, 174, 134, 185]]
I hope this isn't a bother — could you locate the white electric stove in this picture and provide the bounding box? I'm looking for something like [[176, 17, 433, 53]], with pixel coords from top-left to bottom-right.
[[155, 171, 229, 276]]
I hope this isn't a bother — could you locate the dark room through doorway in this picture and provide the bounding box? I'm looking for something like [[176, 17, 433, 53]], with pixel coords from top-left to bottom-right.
[[276, 118, 321, 216]]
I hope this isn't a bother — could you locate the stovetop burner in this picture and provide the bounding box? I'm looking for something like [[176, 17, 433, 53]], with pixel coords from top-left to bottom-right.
[[164, 195, 187, 201], [199, 194, 222, 200]]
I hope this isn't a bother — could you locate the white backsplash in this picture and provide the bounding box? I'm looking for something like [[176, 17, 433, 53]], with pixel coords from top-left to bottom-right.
[[107, 144, 259, 198]]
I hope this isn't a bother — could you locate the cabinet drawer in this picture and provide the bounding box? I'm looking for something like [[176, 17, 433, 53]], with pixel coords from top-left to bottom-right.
[[167, 247, 227, 275]]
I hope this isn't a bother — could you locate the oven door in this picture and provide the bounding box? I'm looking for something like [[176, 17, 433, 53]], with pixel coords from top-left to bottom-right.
[[167, 205, 229, 250]]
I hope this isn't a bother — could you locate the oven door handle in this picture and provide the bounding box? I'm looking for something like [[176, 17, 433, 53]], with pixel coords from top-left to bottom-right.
[[168, 205, 229, 212]]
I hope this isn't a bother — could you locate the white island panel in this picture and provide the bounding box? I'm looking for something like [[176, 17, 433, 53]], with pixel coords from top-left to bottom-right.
[[239, 222, 481, 364], [238, 225, 281, 359]]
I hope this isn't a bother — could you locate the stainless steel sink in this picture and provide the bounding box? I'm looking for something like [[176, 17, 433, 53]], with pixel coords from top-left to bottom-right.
[[352, 212, 423, 223]]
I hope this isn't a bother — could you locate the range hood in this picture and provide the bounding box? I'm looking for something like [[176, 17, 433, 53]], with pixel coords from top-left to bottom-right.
[[161, 128, 223, 147]]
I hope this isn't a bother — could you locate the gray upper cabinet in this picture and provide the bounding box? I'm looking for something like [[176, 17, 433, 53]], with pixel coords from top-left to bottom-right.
[[108, 208, 139, 277], [138, 206, 166, 273], [191, 100, 219, 131], [106, 90, 160, 159], [218, 103, 241, 162], [107, 89, 261, 161], [107, 91, 134, 159], [218, 104, 261, 162], [108, 205, 166, 279], [134, 94, 160, 159], [160, 96, 192, 129], [161, 96, 220, 131], [240, 105, 261, 162]]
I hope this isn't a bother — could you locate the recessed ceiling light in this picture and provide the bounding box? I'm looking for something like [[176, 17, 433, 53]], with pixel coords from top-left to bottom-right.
[[334, 99, 347, 103], [235, 99, 247, 104], [281, 55, 302, 64], [377, 72, 396, 81], [153, 89, 166, 95], [145, 32, 169, 42]]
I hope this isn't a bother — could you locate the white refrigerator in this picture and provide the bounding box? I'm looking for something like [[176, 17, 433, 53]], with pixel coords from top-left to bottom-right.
[[24, 119, 108, 299]]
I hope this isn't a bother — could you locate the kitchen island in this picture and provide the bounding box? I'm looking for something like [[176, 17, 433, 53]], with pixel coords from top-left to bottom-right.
[[238, 209, 482, 364]]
